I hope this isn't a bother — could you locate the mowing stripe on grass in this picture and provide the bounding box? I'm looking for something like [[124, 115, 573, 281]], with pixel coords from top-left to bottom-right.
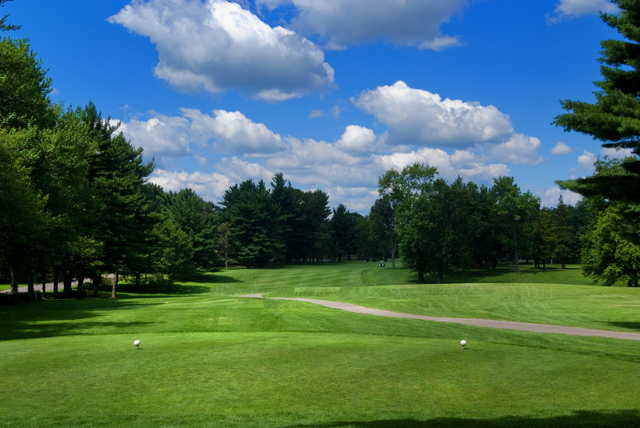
[[242, 294, 640, 342]]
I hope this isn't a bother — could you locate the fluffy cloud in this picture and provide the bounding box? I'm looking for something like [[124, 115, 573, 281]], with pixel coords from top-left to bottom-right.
[[487, 134, 543, 165], [375, 148, 509, 182], [182, 108, 286, 153], [116, 115, 191, 157], [118, 109, 286, 156], [215, 157, 275, 183], [109, 0, 334, 101], [541, 186, 583, 207], [602, 146, 635, 159], [150, 169, 232, 202], [257, 0, 466, 50], [354, 81, 513, 147], [578, 151, 597, 169], [552, 142, 572, 155], [549, 0, 617, 22], [266, 137, 360, 169], [336, 125, 379, 152]]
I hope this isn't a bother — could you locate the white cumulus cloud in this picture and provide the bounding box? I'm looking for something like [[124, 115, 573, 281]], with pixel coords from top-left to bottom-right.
[[182, 108, 286, 153], [118, 108, 286, 157], [541, 186, 583, 207], [578, 151, 597, 169], [354, 81, 513, 147], [375, 148, 510, 182], [551, 142, 572, 155], [487, 134, 543, 165], [150, 169, 232, 202], [109, 0, 334, 101], [257, 0, 466, 51], [116, 115, 191, 157], [336, 125, 379, 153], [602, 146, 635, 159], [549, 0, 617, 22]]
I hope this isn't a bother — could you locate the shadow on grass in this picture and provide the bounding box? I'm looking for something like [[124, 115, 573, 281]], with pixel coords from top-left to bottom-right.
[[0, 299, 159, 340], [115, 283, 211, 296], [1, 321, 154, 340], [188, 272, 243, 284], [285, 409, 640, 427], [606, 321, 640, 331], [407, 265, 596, 286]]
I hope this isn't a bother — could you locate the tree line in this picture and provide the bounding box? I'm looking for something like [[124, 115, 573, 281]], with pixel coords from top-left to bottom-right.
[[3, 0, 640, 298]]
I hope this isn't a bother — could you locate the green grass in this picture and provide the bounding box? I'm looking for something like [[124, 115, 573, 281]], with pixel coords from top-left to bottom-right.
[[2, 263, 640, 427]]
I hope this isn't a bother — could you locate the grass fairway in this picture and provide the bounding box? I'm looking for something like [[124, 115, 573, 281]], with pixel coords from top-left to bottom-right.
[[2, 263, 640, 427]]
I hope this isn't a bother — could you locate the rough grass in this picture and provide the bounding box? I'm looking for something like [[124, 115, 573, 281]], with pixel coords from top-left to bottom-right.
[[1, 263, 640, 427]]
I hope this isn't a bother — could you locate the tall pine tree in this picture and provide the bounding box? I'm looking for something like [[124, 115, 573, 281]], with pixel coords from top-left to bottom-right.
[[555, 0, 640, 202]]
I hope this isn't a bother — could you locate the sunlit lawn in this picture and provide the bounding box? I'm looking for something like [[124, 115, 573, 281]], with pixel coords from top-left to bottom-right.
[[1, 262, 640, 427]]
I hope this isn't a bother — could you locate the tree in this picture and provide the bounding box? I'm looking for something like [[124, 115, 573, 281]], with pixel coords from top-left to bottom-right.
[[0, 0, 19, 32], [0, 38, 54, 129], [329, 204, 360, 262], [82, 104, 155, 297], [0, 142, 48, 295], [368, 196, 396, 261], [582, 203, 640, 286], [152, 218, 196, 280], [222, 180, 280, 267], [163, 189, 220, 270], [379, 164, 438, 268], [554, 0, 640, 202]]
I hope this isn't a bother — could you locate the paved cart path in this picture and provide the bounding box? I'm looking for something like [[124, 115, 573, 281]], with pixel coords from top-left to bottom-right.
[[241, 294, 640, 342]]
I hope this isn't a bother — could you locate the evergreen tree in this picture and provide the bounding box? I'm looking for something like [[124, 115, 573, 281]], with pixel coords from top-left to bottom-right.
[[163, 189, 220, 270], [554, 0, 640, 202], [222, 180, 280, 267], [0, 38, 54, 129]]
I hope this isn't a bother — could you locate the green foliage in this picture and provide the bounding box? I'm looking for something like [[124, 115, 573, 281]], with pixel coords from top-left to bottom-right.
[[582, 203, 640, 286], [329, 204, 361, 261], [163, 188, 220, 270], [152, 218, 196, 280], [555, 0, 640, 201], [0, 38, 53, 129], [0, 142, 49, 293], [0, 0, 19, 31], [222, 180, 281, 266]]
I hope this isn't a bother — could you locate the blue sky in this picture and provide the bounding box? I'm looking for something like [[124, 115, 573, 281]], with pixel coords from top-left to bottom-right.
[[5, 0, 629, 211]]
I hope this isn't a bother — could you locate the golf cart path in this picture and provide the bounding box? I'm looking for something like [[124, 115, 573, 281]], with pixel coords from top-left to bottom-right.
[[241, 294, 640, 342]]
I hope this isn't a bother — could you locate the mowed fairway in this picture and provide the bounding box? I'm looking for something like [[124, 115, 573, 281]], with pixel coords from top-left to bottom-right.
[[2, 263, 640, 427]]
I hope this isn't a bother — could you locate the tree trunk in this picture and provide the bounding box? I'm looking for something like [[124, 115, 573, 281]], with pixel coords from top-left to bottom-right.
[[135, 272, 141, 287], [10, 267, 18, 295], [92, 275, 101, 297], [417, 270, 425, 283], [27, 270, 35, 297], [63, 271, 72, 297], [77, 274, 85, 295], [53, 268, 59, 296], [111, 272, 119, 299], [41, 279, 46, 294], [390, 237, 396, 269]]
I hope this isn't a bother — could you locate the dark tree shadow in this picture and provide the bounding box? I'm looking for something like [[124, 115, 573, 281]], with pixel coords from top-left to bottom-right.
[[0, 299, 159, 340], [606, 321, 640, 331], [114, 283, 211, 296], [1, 320, 154, 340], [188, 273, 243, 284], [284, 410, 640, 428]]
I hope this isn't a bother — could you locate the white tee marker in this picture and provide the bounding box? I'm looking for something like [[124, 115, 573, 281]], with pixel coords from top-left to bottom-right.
[[133, 339, 142, 349]]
